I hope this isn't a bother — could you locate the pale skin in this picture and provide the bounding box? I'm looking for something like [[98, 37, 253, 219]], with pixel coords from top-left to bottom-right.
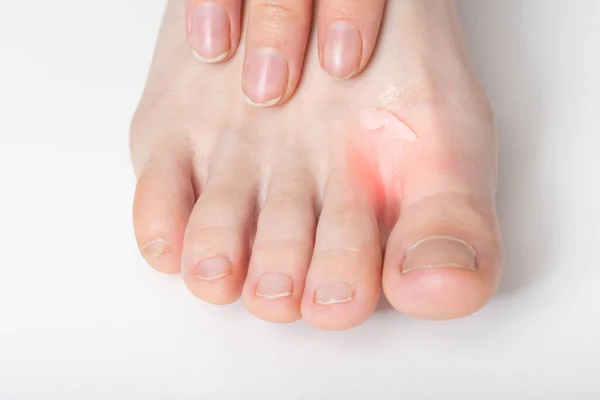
[[131, 0, 503, 330]]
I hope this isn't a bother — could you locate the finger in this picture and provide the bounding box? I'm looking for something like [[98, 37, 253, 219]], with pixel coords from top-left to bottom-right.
[[318, 0, 385, 79], [186, 0, 242, 63], [242, 0, 313, 107]]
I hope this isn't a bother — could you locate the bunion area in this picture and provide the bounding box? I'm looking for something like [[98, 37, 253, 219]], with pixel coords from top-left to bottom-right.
[[358, 108, 418, 142]]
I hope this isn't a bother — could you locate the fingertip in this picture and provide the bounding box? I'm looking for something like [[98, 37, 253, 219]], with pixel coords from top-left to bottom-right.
[[242, 0, 312, 107], [186, 0, 243, 63], [317, 0, 386, 79]]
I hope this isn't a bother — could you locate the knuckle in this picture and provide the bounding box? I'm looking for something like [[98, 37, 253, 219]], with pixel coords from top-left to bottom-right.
[[252, 0, 299, 24]]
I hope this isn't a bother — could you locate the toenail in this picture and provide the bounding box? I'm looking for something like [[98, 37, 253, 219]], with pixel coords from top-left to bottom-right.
[[256, 273, 293, 300], [315, 282, 353, 305], [243, 47, 288, 107], [194, 257, 232, 281], [322, 20, 362, 79], [190, 2, 231, 62], [402, 236, 477, 274], [142, 239, 171, 258]]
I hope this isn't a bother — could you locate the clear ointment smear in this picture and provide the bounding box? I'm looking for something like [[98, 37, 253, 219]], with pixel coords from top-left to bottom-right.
[[358, 108, 418, 142]]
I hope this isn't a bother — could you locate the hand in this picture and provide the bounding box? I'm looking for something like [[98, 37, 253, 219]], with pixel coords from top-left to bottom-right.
[[186, 0, 386, 106]]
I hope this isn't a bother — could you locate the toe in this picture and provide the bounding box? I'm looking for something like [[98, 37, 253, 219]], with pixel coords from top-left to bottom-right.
[[181, 148, 258, 305], [133, 149, 195, 274], [383, 120, 502, 320], [242, 161, 316, 323], [383, 194, 502, 320], [301, 167, 382, 331]]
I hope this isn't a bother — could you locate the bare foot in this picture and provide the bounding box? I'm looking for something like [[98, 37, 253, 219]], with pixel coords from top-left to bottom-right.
[[131, 0, 502, 330]]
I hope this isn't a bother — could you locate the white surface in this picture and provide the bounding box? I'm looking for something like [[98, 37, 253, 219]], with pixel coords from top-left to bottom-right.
[[0, 0, 599, 398]]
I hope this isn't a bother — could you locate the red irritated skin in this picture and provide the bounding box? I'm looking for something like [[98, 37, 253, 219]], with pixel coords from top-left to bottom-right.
[[185, 0, 386, 106]]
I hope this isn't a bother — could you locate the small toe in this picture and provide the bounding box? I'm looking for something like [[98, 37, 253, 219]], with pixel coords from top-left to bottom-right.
[[181, 148, 258, 305], [301, 168, 382, 331], [133, 150, 195, 274], [242, 162, 316, 323]]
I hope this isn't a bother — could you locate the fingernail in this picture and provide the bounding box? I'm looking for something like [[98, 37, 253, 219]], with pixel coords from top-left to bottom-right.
[[322, 20, 362, 79], [194, 257, 232, 281], [142, 239, 171, 258], [243, 47, 288, 107], [315, 282, 353, 305], [190, 2, 230, 62], [256, 273, 293, 300], [402, 236, 477, 274]]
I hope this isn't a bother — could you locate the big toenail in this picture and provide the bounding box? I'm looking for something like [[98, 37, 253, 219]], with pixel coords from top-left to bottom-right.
[[256, 274, 293, 300], [402, 236, 477, 274], [322, 20, 362, 79], [243, 47, 288, 107], [315, 282, 353, 305], [142, 239, 171, 258], [190, 2, 231, 62], [194, 257, 232, 281]]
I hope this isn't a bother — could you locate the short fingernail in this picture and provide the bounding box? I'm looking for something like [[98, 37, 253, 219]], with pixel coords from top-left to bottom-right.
[[194, 257, 232, 281], [315, 282, 353, 305], [190, 2, 231, 62], [402, 236, 477, 274], [256, 273, 293, 300], [142, 239, 171, 258], [322, 20, 362, 79], [243, 47, 288, 107]]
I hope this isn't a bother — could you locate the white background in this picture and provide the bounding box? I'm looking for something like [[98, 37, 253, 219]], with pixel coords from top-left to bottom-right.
[[0, 0, 599, 398]]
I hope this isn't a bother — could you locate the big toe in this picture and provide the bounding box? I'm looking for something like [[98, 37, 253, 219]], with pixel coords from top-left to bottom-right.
[[383, 112, 502, 320], [384, 193, 502, 320]]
